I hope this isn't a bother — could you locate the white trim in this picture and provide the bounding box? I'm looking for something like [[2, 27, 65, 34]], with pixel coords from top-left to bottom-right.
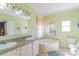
[[26, 3, 43, 16], [27, 3, 79, 16]]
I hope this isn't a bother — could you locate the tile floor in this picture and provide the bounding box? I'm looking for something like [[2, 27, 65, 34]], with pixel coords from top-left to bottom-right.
[[38, 47, 71, 56]]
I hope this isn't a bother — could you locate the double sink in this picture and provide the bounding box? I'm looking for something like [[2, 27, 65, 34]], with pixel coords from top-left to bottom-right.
[[0, 35, 33, 51]]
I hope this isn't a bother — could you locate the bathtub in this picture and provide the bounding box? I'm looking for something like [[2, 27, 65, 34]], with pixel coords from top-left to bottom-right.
[[39, 39, 59, 53]]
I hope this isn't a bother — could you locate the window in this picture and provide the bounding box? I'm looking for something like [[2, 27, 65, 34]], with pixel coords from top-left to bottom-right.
[[62, 20, 71, 32]]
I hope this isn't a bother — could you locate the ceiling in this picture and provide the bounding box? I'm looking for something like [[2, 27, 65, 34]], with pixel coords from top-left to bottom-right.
[[27, 3, 79, 16]]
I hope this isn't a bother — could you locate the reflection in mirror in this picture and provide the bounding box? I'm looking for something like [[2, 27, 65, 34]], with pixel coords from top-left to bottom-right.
[[6, 21, 16, 35], [0, 21, 6, 36], [48, 22, 56, 36]]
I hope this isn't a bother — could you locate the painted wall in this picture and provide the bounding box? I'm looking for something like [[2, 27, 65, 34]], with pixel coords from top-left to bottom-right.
[[0, 3, 44, 41], [45, 8, 79, 47]]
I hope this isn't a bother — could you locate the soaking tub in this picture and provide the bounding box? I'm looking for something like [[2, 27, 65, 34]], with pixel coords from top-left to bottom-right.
[[39, 39, 59, 53]]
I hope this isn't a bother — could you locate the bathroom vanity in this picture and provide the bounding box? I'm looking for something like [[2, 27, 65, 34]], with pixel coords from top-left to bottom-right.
[[0, 35, 39, 56], [0, 3, 40, 56]]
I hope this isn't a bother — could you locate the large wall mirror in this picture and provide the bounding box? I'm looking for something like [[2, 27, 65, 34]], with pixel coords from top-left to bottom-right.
[[0, 20, 29, 36], [0, 20, 16, 36]]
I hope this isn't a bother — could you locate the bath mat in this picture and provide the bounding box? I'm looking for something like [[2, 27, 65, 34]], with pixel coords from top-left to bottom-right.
[[48, 51, 65, 56]]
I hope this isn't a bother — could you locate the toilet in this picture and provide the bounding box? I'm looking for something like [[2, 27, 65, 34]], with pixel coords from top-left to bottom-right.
[[69, 44, 76, 55]]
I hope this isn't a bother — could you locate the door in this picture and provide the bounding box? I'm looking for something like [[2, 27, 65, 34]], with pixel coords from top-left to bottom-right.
[[16, 47, 21, 56], [21, 45, 27, 56], [26, 43, 32, 56], [36, 16, 44, 38], [21, 43, 32, 56]]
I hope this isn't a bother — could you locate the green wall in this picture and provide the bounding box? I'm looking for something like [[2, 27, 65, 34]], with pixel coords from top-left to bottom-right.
[[1, 3, 79, 48], [0, 3, 44, 41], [45, 8, 79, 47]]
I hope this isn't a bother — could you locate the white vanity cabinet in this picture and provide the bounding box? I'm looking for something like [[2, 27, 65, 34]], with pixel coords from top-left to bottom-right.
[[20, 40, 39, 56], [26, 43, 32, 56], [1, 40, 39, 56], [20, 45, 27, 56], [32, 40, 39, 56], [1, 49, 17, 56], [16, 47, 21, 56], [20, 43, 33, 56]]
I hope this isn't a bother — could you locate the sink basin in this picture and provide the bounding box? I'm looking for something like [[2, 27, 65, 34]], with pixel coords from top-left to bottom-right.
[[26, 37, 35, 40], [0, 42, 17, 50]]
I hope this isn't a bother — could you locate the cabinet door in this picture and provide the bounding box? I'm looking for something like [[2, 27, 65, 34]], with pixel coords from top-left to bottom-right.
[[33, 40, 39, 56], [20, 43, 32, 56], [21, 45, 27, 56], [1, 49, 17, 56], [26, 43, 32, 56], [16, 47, 21, 56]]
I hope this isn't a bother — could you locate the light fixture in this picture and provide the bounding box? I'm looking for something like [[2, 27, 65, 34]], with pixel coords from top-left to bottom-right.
[[0, 6, 5, 9], [0, 3, 7, 6], [15, 9, 22, 15], [0, 3, 31, 19], [0, 3, 7, 9]]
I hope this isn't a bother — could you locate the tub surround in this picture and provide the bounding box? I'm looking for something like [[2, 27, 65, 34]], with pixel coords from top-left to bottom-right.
[[39, 39, 59, 53]]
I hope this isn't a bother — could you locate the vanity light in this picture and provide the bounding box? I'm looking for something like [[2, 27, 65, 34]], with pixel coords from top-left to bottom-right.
[[0, 3, 7, 9], [0, 3, 31, 19], [15, 9, 22, 15], [0, 6, 5, 9], [8, 4, 31, 18], [0, 3, 7, 6], [6, 4, 13, 10]]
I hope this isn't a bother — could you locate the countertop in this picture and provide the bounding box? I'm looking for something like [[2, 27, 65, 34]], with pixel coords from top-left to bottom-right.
[[0, 35, 37, 55], [0, 34, 32, 41]]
